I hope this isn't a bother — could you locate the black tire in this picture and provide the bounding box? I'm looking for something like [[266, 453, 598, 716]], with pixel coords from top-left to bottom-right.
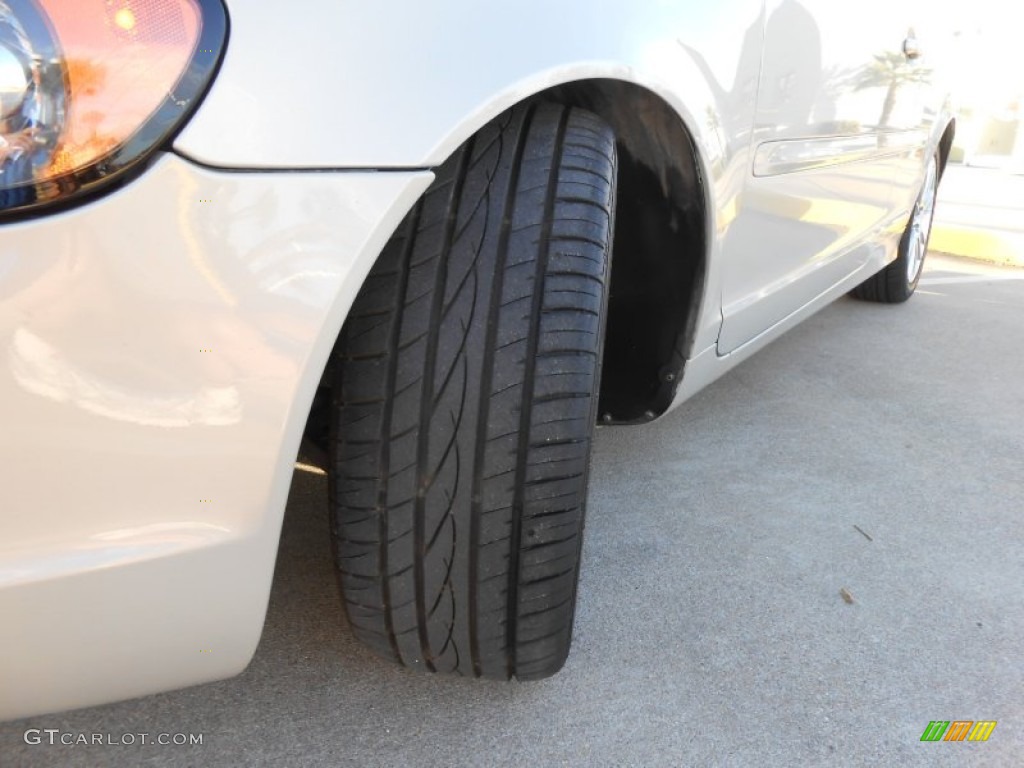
[[328, 102, 616, 680], [851, 153, 939, 303]]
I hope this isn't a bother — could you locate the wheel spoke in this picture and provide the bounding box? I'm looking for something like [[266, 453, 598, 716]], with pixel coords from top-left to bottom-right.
[[906, 157, 938, 284]]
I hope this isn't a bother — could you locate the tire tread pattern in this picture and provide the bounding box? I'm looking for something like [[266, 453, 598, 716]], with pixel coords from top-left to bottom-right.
[[330, 102, 616, 679]]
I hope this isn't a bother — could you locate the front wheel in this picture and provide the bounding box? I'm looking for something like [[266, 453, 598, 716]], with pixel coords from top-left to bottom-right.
[[328, 103, 617, 680], [852, 152, 939, 303]]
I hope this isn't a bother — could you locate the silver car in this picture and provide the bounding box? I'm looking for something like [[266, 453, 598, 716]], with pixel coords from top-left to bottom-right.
[[0, 0, 951, 718]]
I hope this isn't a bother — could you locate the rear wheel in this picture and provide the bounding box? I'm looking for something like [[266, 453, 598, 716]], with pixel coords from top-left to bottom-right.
[[328, 102, 617, 679], [851, 153, 939, 303]]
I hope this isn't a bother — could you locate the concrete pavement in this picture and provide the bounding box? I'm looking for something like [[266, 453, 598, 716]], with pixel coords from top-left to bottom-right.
[[2, 253, 1022, 767]]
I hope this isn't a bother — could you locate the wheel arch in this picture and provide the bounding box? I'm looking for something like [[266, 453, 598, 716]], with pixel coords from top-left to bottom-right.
[[307, 80, 714, 431], [173, 1, 756, 422], [540, 80, 710, 423], [936, 118, 956, 178]]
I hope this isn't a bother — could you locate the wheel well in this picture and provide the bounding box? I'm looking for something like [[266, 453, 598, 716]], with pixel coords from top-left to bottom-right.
[[543, 80, 707, 423], [937, 119, 956, 178], [306, 80, 708, 449]]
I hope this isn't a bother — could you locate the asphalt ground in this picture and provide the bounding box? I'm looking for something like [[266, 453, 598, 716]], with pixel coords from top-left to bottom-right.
[[2, 250, 1021, 768]]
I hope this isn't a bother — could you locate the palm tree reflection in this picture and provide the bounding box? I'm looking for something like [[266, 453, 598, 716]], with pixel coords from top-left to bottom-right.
[[853, 47, 932, 132]]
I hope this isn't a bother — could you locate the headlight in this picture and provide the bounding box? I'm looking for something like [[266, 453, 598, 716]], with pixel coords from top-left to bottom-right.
[[0, 0, 225, 218]]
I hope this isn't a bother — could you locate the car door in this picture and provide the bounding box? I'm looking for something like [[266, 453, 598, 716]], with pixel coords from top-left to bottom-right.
[[717, 0, 917, 354]]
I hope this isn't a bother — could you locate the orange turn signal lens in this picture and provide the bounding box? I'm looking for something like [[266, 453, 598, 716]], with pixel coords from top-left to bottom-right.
[[0, 0, 225, 217]]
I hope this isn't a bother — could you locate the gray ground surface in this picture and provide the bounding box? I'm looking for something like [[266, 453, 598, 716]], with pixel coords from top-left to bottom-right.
[[3, 255, 1022, 767]]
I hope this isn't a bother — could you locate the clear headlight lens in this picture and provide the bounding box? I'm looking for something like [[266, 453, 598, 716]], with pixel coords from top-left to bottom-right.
[[0, 0, 225, 217]]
